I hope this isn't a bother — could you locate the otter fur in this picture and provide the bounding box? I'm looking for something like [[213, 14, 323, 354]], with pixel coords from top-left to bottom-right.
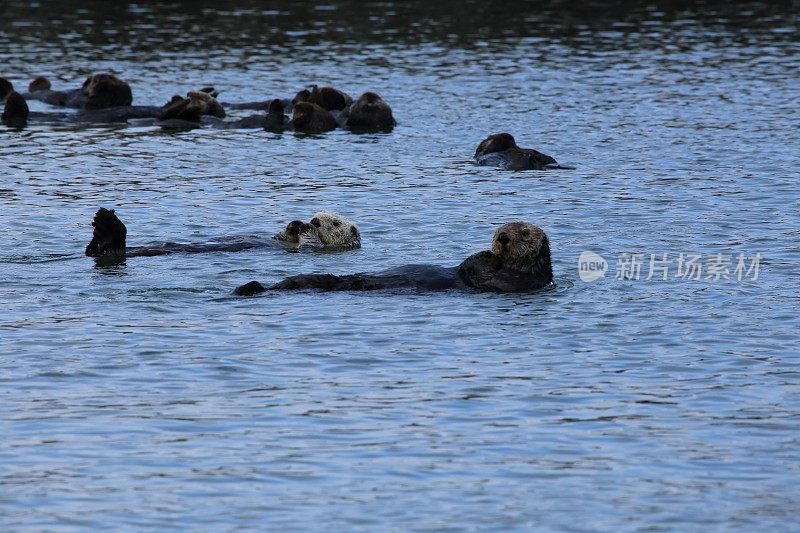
[[235, 222, 553, 296], [2, 91, 29, 128], [85, 208, 360, 259], [289, 101, 337, 134], [345, 91, 395, 133], [475, 133, 562, 171], [159, 90, 226, 122]]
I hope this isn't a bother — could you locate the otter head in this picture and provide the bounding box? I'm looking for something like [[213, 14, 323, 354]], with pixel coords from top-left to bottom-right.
[[290, 101, 336, 133], [292, 89, 311, 106], [83, 73, 133, 108], [357, 91, 382, 105], [2, 91, 29, 128], [309, 85, 351, 111], [85, 208, 127, 257], [187, 90, 226, 118], [28, 76, 51, 92], [491, 222, 552, 280], [0, 77, 14, 100], [267, 98, 284, 114], [308, 212, 361, 247], [475, 133, 518, 158]]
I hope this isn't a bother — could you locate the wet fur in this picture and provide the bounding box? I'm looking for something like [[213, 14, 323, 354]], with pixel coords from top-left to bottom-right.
[[290, 102, 337, 133], [345, 92, 395, 133], [475, 133, 558, 170]]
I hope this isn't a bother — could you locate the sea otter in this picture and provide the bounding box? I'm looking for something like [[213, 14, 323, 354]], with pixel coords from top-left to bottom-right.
[[24, 73, 133, 109], [1, 91, 29, 128], [234, 221, 553, 296], [289, 101, 337, 134], [344, 91, 395, 133], [85, 208, 360, 259], [474, 133, 562, 171], [293, 85, 352, 112], [158, 90, 226, 122]]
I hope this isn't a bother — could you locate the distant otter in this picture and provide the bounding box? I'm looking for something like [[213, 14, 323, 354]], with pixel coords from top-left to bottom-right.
[[234, 222, 553, 296], [293, 85, 352, 112], [345, 92, 395, 133], [85, 208, 360, 259], [2, 91, 29, 128], [475, 133, 563, 171], [159, 90, 226, 122], [289, 101, 337, 134], [28, 76, 52, 92], [0, 77, 15, 100]]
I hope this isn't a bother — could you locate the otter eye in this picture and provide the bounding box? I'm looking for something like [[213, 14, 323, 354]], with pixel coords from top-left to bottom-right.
[[333, 221, 341, 227]]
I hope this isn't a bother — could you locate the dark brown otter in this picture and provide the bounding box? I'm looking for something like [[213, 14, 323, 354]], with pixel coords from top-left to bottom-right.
[[474, 133, 560, 171], [289, 101, 337, 134], [2, 91, 29, 128], [82, 73, 133, 108], [235, 222, 554, 296], [0, 77, 14, 100], [345, 91, 395, 133], [265, 98, 288, 133], [28, 76, 52, 92]]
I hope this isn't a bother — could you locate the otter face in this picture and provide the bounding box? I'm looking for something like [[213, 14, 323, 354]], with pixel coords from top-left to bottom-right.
[[187, 91, 226, 118], [307, 212, 361, 247], [28, 76, 51, 92], [475, 133, 518, 158], [83, 73, 133, 108], [490, 222, 551, 275]]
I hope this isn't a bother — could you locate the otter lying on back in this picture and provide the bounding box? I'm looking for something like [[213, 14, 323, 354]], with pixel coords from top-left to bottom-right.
[[25, 73, 133, 109], [475, 133, 565, 171], [235, 222, 553, 295], [85, 208, 361, 259]]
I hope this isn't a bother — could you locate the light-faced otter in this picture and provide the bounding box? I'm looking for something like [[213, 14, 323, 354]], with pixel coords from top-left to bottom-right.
[[1, 77, 15, 100], [292, 85, 352, 112], [159, 90, 226, 122], [475, 133, 562, 171], [344, 92, 395, 133], [2, 91, 29, 128], [234, 222, 553, 296], [289, 101, 337, 134], [85, 208, 360, 259]]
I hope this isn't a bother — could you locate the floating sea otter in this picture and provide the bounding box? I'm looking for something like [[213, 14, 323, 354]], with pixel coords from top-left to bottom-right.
[[25, 73, 133, 109], [344, 91, 395, 133], [235, 222, 553, 295], [475, 133, 567, 171], [293, 85, 352, 112], [289, 101, 337, 134], [85, 208, 361, 259]]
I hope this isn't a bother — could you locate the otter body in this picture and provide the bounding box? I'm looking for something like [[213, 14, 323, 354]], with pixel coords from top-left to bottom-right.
[[25, 74, 132, 109], [475, 133, 563, 171], [2, 91, 29, 128], [85, 208, 360, 260], [235, 222, 553, 296], [344, 92, 395, 133]]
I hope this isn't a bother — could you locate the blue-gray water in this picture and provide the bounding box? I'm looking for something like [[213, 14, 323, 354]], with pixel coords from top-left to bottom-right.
[[1, 1, 799, 530]]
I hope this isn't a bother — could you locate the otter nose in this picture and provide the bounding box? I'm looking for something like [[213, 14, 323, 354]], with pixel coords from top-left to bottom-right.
[[498, 232, 510, 246], [310, 217, 321, 228]]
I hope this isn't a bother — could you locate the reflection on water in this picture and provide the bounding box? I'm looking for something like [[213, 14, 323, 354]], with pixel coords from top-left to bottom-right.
[[1, 1, 799, 531]]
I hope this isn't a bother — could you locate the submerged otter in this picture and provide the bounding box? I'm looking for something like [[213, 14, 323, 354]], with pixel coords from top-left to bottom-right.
[[475, 133, 564, 171], [2, 91, 29, 128], [344, 91, 395, 133], [235, 222, 553, 296], [85, 208, 361, 259]]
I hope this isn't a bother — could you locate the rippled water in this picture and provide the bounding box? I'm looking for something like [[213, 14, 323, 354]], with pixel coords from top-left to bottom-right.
[[2, 1, 799, 530]]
